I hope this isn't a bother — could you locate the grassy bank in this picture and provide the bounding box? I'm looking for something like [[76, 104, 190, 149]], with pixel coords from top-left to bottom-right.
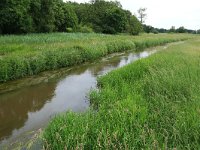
[[0, 33, 192, 82], [43, 38, 200, 149]]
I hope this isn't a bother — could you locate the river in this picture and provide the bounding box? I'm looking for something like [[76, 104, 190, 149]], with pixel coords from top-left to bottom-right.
[[0, 46, 163, 149]]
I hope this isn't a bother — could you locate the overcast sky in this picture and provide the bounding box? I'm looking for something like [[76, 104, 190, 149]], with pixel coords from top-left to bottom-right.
[[66, 0, 200, 30]]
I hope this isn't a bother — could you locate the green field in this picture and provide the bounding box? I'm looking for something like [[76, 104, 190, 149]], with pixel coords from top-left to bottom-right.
[[43, 37, 200, 149], [0, 33, 191, 82]]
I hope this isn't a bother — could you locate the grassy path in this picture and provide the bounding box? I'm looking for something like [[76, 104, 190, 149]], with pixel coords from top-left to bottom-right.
[[0, 33, 191, 82], [43, 38, 200, 149]]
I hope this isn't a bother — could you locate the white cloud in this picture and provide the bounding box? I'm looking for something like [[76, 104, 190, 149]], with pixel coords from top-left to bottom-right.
[[65, 0, 200, 30]]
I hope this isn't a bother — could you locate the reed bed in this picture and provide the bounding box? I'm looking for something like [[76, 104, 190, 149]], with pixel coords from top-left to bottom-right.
[[0, 33, 191, 82], [43, 37, 200, 149]]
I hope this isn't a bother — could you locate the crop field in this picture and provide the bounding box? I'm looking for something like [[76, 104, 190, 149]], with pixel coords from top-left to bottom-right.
[[43, 37, 200, 149], [0, 33, 191, 82]]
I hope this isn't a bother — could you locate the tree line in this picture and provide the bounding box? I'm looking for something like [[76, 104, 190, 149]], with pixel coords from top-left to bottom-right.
[[0, 0, 143, 35], [143, 25, 199, 34]]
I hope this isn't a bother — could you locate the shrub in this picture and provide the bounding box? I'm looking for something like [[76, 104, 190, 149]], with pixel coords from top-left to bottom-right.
[[78, 26, 94, 33]]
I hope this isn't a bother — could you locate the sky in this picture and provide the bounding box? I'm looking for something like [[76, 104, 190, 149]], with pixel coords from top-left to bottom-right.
[[65, 0, 200, 30]]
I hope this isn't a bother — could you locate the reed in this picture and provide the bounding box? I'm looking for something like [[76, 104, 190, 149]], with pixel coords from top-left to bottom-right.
[[43, 37, 200, 149], [0, 33, 191, 82]]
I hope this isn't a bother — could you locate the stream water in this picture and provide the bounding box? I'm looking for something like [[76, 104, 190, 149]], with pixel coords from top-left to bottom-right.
[[0, 47, 162, 148]]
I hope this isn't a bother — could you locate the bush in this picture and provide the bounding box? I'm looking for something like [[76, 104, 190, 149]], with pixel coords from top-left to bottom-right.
[[78, 26, 93, 33], [152, 29, 159, 34], [66, 28, 73, 33]]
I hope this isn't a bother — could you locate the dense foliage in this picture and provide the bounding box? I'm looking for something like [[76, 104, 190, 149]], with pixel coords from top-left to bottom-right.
[[0, 0, 142, 35], [143, 24, 197, 34]]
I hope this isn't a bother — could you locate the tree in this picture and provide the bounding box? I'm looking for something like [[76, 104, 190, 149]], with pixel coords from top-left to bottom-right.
[[63, 4, 78, 31], [29, 0, 62, 33], [29, 0, 42, 32], [128, 15, 143, 35], [54, 3, 78, 32], [102, 8, 128, 34], [87, 0, 124, 33], [158, 28, 167, 33], [72, 2, 90, 25], [0, 0, 33, 34], [186, 29, 196, 34], [137, 8, 147, 24], [0, 0, 145, 35], [176, 26, 186, 33], [143, 24, 154, 33], [169, 26, 176, 33], [197, 30, 200, 34], [38, 0, 57, 32]]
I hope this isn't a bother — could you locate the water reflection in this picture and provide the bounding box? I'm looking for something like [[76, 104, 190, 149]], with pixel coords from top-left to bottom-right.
[[0, 49, 156, 146], [0, 83, 55, 140]]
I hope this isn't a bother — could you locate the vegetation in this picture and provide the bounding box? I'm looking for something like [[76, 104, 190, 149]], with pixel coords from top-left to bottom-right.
[[1, 0, 198, 35], [128, 15, 143, 35], [0, 0, 142, 35], [137, 7, 147, 24], [43, 37, 200, 149], [143, 25, 197, 34], [0, 0, 199, 149], [0, 33, 191, 82]]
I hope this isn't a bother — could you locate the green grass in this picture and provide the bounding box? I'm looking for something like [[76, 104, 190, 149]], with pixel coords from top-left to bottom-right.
[[43, 37, 200, 149], [0, 33, 192, 82]]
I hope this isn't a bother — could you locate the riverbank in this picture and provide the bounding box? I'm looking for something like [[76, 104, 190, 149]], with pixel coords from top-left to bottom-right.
[[43, 38, 200, 149], [0, 45, 162, 149], [0, 33, 192, 82]]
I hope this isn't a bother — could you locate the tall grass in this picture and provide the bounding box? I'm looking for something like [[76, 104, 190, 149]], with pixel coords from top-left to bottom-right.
[[0, 33, 192, 82], [43, 38, 200, 149]]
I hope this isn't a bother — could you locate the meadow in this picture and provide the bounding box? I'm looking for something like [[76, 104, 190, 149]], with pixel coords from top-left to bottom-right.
[[0, 33, 191, 82], [43, 37, 200, 149]]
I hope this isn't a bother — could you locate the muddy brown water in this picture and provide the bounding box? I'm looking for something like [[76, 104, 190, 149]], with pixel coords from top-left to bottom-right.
[[0, 47, 161, 148]]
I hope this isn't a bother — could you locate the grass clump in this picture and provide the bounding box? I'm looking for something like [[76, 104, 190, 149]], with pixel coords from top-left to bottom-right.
[[0, 33, 192, 82], [43, 38, 200, 149]]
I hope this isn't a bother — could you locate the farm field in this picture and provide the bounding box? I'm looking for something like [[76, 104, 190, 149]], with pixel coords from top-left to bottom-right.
[[43, 36, 200, 149], [0, 33, 191, 82]]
